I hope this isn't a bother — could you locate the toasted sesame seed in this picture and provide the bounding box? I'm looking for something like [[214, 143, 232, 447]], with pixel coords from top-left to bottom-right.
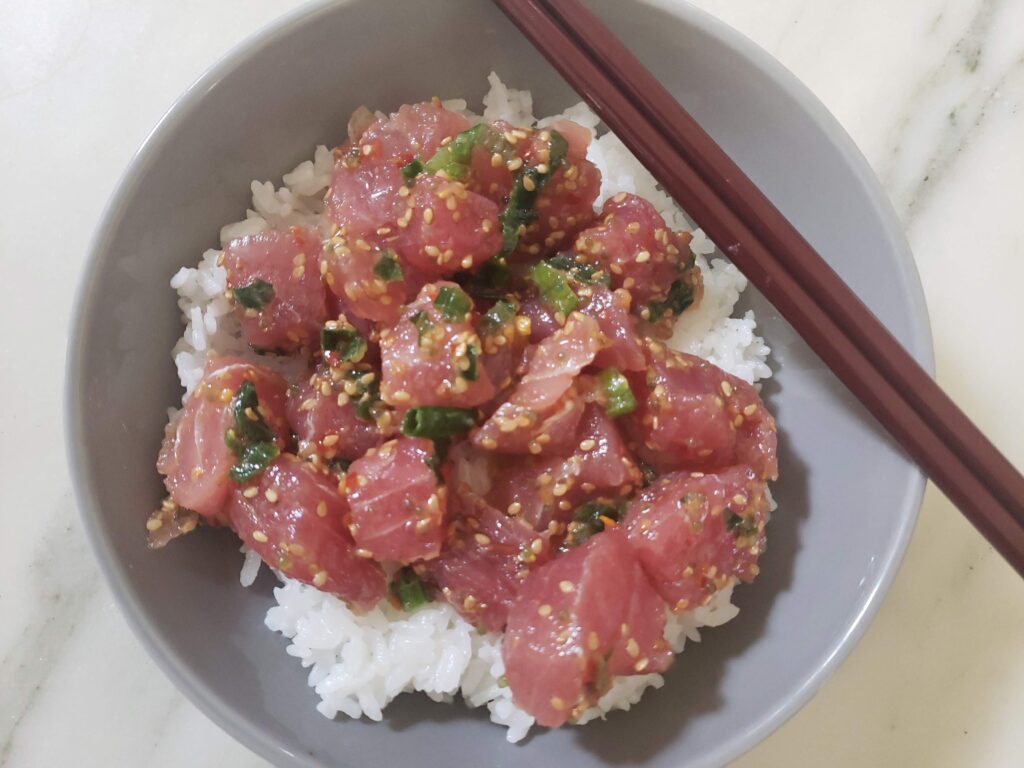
[[354, 548, 373, 559], [264, 488, 279, 503], [243, 486, 259, 499], [634, 658, 649, 672], [522, 175, 536, 192], [507, 157, 524, 171], [538, 604, 552, 617], [252, 530, 269, 543], [146, 517, 163, 531], [530, 538, 544, 554], [626, 638, 640, 658], [743, 403, 758, 416], [550, 696, 565, 711], [312, 570, 328, 587], [322, 434, 340, 447], [720, 380, 734, 396], [558, 580, 575, 593], [316, 501, 328, 517], [507, 502, 522, 516], [423, 208, 435, 224]]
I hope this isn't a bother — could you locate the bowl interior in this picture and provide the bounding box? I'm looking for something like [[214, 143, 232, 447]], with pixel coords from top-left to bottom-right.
[[67, 1, 931, 767]]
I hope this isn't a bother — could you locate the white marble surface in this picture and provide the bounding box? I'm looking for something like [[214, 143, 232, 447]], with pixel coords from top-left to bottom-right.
[[2, 0, 1023, 765]]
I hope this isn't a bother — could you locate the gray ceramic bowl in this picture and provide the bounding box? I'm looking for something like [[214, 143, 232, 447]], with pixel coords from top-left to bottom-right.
[[66, 1, 933, 766]]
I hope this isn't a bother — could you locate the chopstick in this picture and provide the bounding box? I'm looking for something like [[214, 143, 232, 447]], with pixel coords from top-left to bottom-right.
[[492, 0, 1024, 575]]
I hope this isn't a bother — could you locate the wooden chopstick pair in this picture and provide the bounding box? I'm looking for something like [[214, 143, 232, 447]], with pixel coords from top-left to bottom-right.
[[492, 0, 1024, 575]]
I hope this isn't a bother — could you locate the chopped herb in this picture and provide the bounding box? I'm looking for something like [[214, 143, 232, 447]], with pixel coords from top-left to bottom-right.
[[545, 254, 611, 286], [229, 442, 281, 482], [344, 365, 382, 421], [372, 249, 404, 282], [457, 257, 511, 301], [479, 299, 517, 336], [598, 367, 637, 418], [400, 158, 423, 183], [568, 500, 623, 545], [224, 380, 279, 482], [390, 567, 429, 611], [498, 129, 568, 256], [327, 457, 351, 476], [423, 123, 491, 181], [409, 310, 434, 346], [401, 407, 477, 439], [530, 260, 578, 316], [727, 512, 759, 538], [320, 323, 367, 362], [462, 343, 479, 381], [433, 285, 473, 321], [233, 279, 274, 310], [647, 278, 695, 321], [639, 461, 657, 487]]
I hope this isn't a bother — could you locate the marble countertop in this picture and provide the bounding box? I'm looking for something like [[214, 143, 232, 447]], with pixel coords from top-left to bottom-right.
[[3, 0, 1023, 765]]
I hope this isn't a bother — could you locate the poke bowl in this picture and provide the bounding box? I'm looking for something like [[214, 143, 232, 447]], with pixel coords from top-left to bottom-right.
[[66, 1, 933, 767]]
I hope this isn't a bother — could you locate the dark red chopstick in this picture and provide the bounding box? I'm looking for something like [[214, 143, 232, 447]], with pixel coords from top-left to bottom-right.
[[491, 0, 1024, 575]]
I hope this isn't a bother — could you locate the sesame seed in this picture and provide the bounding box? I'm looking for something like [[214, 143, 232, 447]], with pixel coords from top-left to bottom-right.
[[354, 548, 373, 559], [316, 501, 328, 517], [322, 434, 340, 447], [559, 580, 575, 593], [490, 152, 503, 167], [243, 486, 259, 499], [146, 518, 163, 531], [507, 502, 522, 516], [634, 658, 649, 672], [720, 380, 734, 397], [264, 489, 279, 503], [253, 530, 269, 543], [522, 175, 536, 192], [424, 208, 434, 224], [550, 696, 565, 711], [507, 157, 524, 171], [635, 250, 651, 263], [530, 538, 544, 554], [743, 403, 758, 416], [626, 638, 640, 657], [538, 604, 552, 617], [587, 631, 600, 650], [313, 570, 328, 587]]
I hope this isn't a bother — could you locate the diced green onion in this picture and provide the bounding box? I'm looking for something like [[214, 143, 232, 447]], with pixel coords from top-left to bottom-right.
[[545, 254, 610, 286], [598, 367, 637, 418], [224, 381, 279, 483], [409, 310, 434, 346], [400, 158, 423, 183], [497, 129, 568, 256], [401, 407, 477, 439], [423, 124, 490, 181], [233, 279, 274, 310], [390, 567, 429, 611], [727, 511, 758, 538], [530, 261, 578, 316], [344, 366, 381, 421], [228, 442, 280, 482], [227, 381, 276, 446], [647, 278, 695, 321], [462, 343, 479, 381], [434, 285, 473, 321], [372, 249, 404, 282], [320, 324, 367, 362], [568, 500, 622, 545], [479, 299, 516, 336]]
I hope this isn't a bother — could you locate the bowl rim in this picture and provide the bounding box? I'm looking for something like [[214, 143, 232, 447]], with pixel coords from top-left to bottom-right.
[[65, 1, 934, 766]]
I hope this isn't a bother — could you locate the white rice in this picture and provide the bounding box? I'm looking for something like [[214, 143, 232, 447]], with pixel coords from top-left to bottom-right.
[[169, 73, 773, 741]]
